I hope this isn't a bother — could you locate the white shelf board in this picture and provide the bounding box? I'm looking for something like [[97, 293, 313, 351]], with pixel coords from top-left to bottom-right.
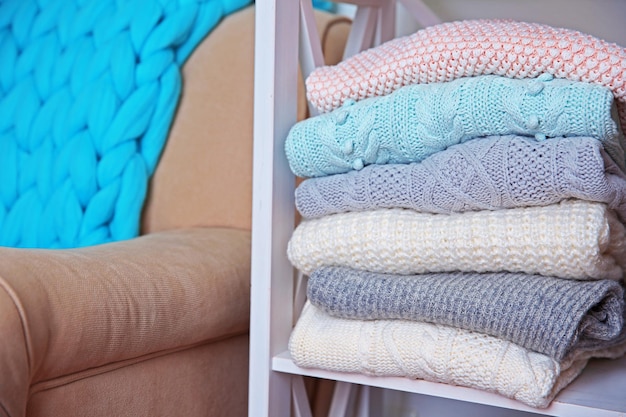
[[273, 351, 626, 417]]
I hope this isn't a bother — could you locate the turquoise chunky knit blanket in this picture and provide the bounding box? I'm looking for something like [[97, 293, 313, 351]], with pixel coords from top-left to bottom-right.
[[0, 0, 250, 248]]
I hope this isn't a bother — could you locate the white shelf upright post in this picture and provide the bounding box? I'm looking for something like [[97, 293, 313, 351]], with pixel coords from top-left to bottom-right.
[[248, 0, 299, 416]]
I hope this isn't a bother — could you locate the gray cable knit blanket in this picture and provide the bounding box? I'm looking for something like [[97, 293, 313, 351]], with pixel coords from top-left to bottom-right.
[[307, 267, 624, 361], [295, 135, 626, 222]]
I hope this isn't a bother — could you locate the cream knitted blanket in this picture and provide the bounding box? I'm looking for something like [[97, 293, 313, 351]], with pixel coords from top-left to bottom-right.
[[287, 200, 626, 279], [289, 302, 626, 409]]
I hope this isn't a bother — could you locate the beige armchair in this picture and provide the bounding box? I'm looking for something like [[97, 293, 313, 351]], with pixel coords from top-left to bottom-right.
[[0, 6, 349, 417]]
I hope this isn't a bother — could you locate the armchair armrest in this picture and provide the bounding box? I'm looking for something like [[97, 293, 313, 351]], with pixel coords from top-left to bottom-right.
[[0, 227, 250, 417]]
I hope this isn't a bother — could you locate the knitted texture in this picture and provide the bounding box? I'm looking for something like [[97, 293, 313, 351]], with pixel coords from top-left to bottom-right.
[[287, 200, 626, 279], [287, 74, 624, 177], [289, 302, 626, 409], [0, 0, 251, 248], [305, 19, 626, 134], [307, 266, 625, 361], [295, 135, 626, 221]]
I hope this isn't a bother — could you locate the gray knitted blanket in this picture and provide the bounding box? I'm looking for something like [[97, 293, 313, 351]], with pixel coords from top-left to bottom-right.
[[307, 266, 625, 361], [295, 135, 626, 222]]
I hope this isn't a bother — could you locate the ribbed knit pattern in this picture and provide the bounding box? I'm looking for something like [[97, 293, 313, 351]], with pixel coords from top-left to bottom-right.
[[289, 302, 626, 409], [287, 200, 626, 279], [307, 266, 624, 361], [287, 74, 623, 177], [305, 19, 626, 134], [0, 0, 251, 248], [296, 135, 626, 221]]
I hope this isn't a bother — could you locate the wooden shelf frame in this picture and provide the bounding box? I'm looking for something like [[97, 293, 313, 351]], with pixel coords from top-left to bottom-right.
[[248, 1, 626, 416]]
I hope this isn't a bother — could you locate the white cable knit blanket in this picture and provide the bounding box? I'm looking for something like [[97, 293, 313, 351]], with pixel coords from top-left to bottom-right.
[[287, 200, 626, 280], [289, 302, 626, 408]]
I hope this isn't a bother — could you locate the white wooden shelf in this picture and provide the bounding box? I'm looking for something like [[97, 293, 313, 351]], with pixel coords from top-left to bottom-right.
[[248, 1, 626, 416], [273, 351, 626, 417]]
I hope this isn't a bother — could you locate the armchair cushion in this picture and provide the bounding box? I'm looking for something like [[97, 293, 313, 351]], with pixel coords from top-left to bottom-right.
[[0, 227, 250, 417]]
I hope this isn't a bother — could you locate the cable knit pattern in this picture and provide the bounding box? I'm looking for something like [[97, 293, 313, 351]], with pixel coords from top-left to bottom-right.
[[307, 266, 624, 361], [289, 302, 626, 409], [287, 74, 623, 177], [296, 135, 626, 221], [305, 19, 626, 134], [0, 0, 250, 248], [287, 200, 626, 279]]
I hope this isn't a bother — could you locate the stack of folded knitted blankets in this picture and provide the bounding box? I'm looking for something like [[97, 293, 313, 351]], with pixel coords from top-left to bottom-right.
[[283, 19, 626, 409]]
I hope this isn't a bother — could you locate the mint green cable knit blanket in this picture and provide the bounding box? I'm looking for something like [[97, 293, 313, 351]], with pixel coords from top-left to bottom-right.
[[285, 74, 624, 178]]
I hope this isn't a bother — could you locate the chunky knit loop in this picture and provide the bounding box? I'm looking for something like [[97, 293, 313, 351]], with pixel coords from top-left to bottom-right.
[[306, 19, 626, 133], [0, 0, 251, 248]]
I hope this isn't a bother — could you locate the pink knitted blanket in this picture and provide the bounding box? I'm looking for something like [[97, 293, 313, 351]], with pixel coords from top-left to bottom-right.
[[306, 19, 626, 131]]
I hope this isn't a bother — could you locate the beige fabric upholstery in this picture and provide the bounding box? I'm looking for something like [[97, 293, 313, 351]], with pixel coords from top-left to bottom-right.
[[0, 5, 350, 417], [142, 6, 351, 233], [0, 228, 250, 417], [27, 335, 249, 417]]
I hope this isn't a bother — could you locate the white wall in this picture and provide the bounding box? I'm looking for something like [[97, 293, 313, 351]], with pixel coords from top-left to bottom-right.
[[338, 0, 626, 46], [405, 0, 626, 45]]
